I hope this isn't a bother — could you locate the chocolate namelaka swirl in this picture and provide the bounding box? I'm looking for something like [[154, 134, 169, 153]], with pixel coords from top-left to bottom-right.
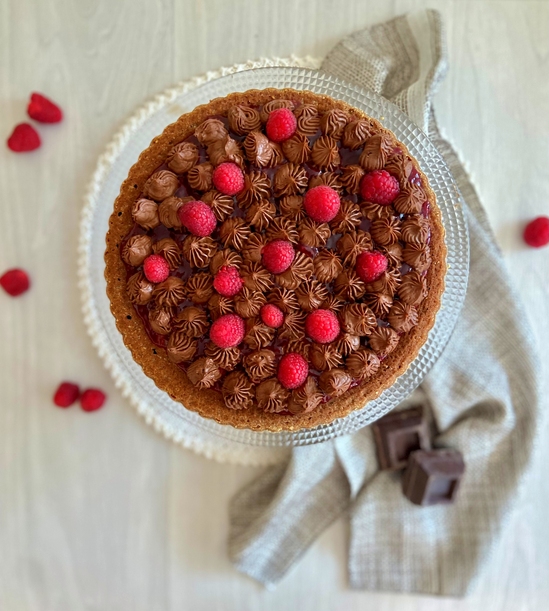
[[194, 118, 228, 146], [186, 357, 221, 389], [294, 104, 320, 136], [243, 349, 277, 383], [166, 331, 198, 364], [153, 276, 186, 308], [158, 196, 190, 229], [244, 317, 275, 349], [173, 306, 209, 337], [202, 190, 234, 222], [127, 272, 154, 305], [288, 377, 323, 414], [132, 198, 159, 230], [256, 378, 290, 413], [143, 170, 179, 201], [187, 163, 213, 192], [222, 371, 255, 410], [243, 132, 281, 168], [152, 238, 181, 270], [122, 234, 153, 267], [205, 343, 240, 370], [369, 326, 400, 355], [167, 142, 199, 174], [110, 88, 443, 431], [319, 368, 353, 397], [227, 105, 262, 135], [148, 307, 174, 336], [209, 249, 242, 275], [309, 171, 342, 193], [346, 349, 380, 379], [207, 137, 244, 167]]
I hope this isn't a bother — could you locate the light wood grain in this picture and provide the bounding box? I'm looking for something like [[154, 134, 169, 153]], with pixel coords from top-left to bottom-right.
[[1, 0, 548, 609]]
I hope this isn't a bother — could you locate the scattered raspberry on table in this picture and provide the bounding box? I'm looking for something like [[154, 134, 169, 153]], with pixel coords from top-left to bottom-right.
[[523, 216, 549, 248], [80, 388, 107, 412], [53, 382, 80, 408], [27, 92, 63, 123], [0, 268, 31, 296], [6, 123, 41, 152]]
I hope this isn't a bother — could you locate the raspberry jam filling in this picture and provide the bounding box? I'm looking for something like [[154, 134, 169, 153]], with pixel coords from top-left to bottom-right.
[[121, 101, 433, 414]]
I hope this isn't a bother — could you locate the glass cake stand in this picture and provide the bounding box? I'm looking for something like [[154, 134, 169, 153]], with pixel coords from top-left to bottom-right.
[[79, 65, 469, 453]]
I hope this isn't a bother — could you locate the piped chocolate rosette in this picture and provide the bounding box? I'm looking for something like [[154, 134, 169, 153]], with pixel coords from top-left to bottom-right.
[[112, 90, 443, 426]]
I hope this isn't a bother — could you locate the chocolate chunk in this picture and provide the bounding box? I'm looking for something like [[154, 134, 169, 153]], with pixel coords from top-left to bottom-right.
[[371, 406, 431, 470], [402, 449, 465, 506]]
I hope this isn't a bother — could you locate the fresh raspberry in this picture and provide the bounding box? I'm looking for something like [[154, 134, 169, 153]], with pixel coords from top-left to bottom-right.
[[303, 185, 341, 222], [53, 382, 80, 408], [266, 108, 297, 142], [143, 255, 170, 283], [305, 309, 340, 344], [212, 162, 245, 195], [27, 92, 63, 123], [80, 388, 107, 412], [523, 216, 549, 248], [360, 170, 400, 205], [178, 200, 217, 236], [262, 240, 295, 274], [355, 251, 388, 282], [213, 266, 243, 297], [260, 303, 284, 328], [209, 313, 245, 349], [7, 123, 41, 152], [277, 353, 309, 389], [0, 268, 31, 296]]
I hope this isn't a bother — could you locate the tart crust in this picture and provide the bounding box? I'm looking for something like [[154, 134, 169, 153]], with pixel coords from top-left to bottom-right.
[[105, 88, 446, 432]]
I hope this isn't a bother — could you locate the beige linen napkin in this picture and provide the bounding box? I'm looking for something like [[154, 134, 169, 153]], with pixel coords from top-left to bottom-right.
[[228, 9, 542, 596]]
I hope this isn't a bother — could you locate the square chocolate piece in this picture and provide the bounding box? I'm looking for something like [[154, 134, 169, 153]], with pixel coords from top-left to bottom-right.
[[371, 406, 431, 470], [402, 449, 465, 506]]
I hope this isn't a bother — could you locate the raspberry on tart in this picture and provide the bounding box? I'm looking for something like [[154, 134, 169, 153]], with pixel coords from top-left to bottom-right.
[[305, 309, 341, 344], [212, 162, 245, 195], [213, 266, 244, 297], [262, 239, 295, 274], [266, 108, 297, 142], [303, 185, 341, 222], [355, 251, 388, 283], [107, 89, 445, 431], [178, 200, 217, 236], [360, 170, 400, 205], [260, 303, 285, 328], [143, 255, 170, 283], [210, 314, 246, 349], [278, 353, 309, 389]]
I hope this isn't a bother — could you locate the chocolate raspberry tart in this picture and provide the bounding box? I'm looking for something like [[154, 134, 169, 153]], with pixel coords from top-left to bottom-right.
[[105, 88, 446, 431]]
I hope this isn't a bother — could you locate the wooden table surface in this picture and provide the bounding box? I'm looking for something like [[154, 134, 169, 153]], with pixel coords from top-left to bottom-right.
[[1, 1, 548, 609]]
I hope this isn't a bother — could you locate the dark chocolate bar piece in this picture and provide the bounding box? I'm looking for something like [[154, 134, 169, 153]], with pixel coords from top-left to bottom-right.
[[402, 449, 465, 506], [371, 406, 431, 470]]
